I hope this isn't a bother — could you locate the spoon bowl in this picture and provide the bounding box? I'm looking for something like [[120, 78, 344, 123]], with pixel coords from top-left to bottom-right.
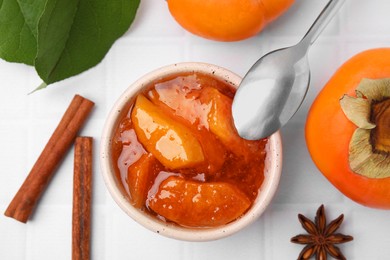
[[232, 45, 310, 139], [232, 0, 345, 140]]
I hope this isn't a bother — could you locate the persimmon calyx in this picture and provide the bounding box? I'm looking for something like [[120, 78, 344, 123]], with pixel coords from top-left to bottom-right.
[[340, 78, 390, 179]]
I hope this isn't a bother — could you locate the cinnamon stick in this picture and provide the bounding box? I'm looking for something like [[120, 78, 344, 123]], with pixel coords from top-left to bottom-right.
[[72, 137, 93, 260], [4, 94, 94, 223]]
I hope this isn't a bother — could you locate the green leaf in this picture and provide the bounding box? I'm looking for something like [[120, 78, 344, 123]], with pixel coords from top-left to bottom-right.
[[34, 0, 80, 83], [35, 0, 140, 85], [17, 0, 48, 38], [0, 0, 38, 65], [0, 0, 140, 86]]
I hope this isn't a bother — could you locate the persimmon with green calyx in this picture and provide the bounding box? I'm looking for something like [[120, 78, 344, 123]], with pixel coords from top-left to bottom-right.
[[166, 0, 295, 42], [306, 48, 390, 209]]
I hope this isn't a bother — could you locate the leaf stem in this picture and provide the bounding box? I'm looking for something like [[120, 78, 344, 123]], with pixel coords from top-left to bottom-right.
[[28, 82, 48, 95]]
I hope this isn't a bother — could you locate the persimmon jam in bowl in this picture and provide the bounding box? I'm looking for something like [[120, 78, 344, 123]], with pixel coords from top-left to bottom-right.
[[100, 63, 282, 241]]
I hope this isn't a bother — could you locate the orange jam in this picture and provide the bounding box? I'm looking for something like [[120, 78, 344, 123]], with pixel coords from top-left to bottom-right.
[[111, 73, 268, 228]]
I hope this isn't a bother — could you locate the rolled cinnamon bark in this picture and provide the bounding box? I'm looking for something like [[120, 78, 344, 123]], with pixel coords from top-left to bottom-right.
[[72, 137, 93, 260], [4, 94, 94, 223]]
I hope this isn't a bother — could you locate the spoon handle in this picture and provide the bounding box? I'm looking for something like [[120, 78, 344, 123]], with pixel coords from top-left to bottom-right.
[[300, 0, 345, 47]]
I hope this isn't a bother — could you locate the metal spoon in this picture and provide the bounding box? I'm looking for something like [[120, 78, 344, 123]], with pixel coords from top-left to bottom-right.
[[232, 0, 345, 140]]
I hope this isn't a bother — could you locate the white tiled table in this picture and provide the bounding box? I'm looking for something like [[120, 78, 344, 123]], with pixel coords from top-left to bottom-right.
[[1, 0, 390, 259]]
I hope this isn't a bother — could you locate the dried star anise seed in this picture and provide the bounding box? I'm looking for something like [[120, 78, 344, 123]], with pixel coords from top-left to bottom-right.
[[291, 205, 353, 260]]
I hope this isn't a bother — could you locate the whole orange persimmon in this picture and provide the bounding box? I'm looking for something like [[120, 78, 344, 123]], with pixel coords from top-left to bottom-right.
[[306, 48, 390, 209], [167, 0, 295, 41]]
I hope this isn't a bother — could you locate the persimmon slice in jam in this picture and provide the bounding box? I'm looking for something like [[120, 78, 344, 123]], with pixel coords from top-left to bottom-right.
[[127, 153, 159, 208], [132, 94, 205, 169], [148, 176, 251, 227], [111, 73, 268, 228]]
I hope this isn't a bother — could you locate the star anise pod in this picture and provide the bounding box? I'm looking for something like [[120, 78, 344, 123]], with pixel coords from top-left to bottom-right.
[[291, 205, 353, 260]]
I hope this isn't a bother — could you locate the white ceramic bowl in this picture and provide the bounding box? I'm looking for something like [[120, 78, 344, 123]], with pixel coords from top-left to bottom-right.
[[100, 62, 282, 241]]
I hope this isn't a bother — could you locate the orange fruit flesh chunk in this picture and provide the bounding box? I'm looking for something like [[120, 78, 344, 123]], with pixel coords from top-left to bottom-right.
[[131, 94, 205, 169], [148, 176, 251, 227], [200, 87, 254, 158], [147, 76, 227, 173], [127, 154, 158, 208]]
